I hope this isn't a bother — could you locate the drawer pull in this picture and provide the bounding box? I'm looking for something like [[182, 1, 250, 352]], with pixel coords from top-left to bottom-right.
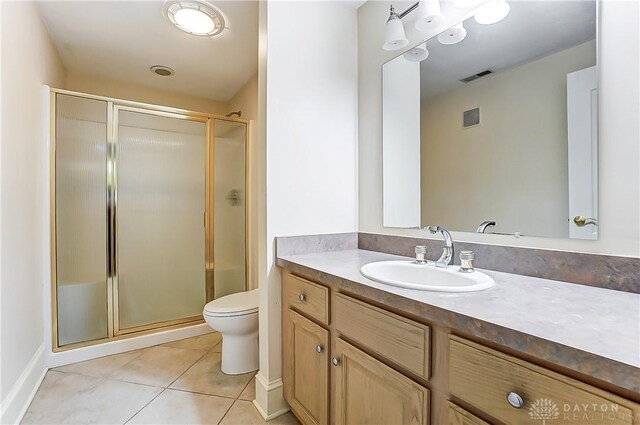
[[506, 392, 524, 409], [298, 293, 306, 302], [331, 357, 341, 366], [316, 345, 323, 353]]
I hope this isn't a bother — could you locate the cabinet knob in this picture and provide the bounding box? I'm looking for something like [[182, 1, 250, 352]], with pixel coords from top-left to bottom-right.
[[331, 357, 340, 366], [506, 392, 524, 409], [298, 294, 306, 302], [316, 345, 323, 353]]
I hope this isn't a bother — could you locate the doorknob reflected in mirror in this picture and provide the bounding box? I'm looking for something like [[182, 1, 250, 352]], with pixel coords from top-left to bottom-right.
[[573, 216, 598, 227]]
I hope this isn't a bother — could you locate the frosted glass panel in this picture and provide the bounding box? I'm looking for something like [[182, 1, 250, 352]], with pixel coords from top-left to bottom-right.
[[117, 111, 206, 329], [213, 120, 246, 298], [55, 94, 108, 346]]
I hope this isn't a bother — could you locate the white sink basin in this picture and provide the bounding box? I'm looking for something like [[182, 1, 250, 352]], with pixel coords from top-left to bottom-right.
[[360, 261, 495, 292]]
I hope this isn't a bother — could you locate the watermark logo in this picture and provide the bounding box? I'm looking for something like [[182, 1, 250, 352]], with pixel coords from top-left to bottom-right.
[[527, 397, 632, 423], [529, 398, 560, 424]]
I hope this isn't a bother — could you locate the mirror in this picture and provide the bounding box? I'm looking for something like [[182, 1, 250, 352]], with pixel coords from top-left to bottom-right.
[[382, 0, 598, 240]]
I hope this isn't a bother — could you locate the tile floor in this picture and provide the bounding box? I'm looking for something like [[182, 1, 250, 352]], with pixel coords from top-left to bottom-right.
[[22, 332, 300, 425]]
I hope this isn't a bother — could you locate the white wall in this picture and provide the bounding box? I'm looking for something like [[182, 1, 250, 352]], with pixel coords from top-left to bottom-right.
[[256, 1, 358, 418], [0, 1, 67, 422], [420, 41, 596, 238], [358, 0, 640, 257]]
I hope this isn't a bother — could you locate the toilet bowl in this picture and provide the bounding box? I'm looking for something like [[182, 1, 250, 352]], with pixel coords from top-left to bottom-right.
[[203, 289, 259, 375]]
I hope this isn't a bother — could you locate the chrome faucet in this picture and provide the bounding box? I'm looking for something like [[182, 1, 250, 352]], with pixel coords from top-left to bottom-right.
[[476, 220, 496, 233], [426, 226, 454, 267]]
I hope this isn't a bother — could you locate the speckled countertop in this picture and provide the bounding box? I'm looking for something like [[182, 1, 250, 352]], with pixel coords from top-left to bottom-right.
[[277, 249, 640, 395]]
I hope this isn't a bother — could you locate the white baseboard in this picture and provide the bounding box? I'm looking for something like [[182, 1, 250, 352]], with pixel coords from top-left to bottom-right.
[[0, 344, 48, 425], [47, 323, 211, 368], [253, 372, 290, 421]]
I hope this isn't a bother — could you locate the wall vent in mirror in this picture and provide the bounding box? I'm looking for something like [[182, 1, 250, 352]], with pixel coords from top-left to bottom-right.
[[460, 70, 493, 83], [463, 108, 480, 128]]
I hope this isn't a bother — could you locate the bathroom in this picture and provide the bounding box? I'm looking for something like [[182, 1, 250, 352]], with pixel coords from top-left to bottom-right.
[[0, 0, 638, 424]]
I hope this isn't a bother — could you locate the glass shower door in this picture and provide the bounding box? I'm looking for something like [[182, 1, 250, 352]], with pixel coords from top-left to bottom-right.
[[55, 94, 109, 346], [213, 119, 247, 298], [116, 108, 207, 331]]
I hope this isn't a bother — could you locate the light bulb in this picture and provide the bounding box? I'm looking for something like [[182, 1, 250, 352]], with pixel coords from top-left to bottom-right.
[[383, 6, 409, 51], [474, 0, 510, 25], [437, 22, 467, 45], [404, 44, 430, 62], [174, 8, 216, 34], [415, 0, 444, 32]]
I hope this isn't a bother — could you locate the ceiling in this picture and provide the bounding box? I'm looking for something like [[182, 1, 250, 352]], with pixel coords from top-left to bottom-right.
[[412, 1, 596, 99], [38, 1, 259, 102]]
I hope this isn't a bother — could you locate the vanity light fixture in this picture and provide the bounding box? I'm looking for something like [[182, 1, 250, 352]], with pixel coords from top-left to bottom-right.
[[415, 0, 444, 32], [474, 0, 510, 24], [383, 5, 409, 51], [163, 0, 226, 37], [404, 43, 430, 61], [437, 22, 467, 45]]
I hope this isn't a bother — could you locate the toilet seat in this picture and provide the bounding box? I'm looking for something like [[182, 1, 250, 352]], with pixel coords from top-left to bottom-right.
[[203, 289, 259, 317]]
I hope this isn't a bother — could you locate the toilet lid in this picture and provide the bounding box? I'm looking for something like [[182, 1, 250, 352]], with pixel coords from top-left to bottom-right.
[[203, 289, 259, 316]]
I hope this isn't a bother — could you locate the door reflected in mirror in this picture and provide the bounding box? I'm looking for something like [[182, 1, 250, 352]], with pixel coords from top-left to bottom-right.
[[382, 0, 598, 240]]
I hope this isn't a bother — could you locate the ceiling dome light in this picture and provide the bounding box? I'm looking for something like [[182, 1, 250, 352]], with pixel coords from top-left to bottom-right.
[[383, 6, 409, 51], [474, 0, 510, 25], [163, 0, 225, 36], [404, 44, 429, 62], [415, 0, 444, 32], [437, 22, 467, 45]]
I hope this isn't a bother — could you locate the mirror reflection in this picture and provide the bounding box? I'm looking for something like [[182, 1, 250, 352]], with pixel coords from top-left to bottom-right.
[[382, 0, 598, 240]]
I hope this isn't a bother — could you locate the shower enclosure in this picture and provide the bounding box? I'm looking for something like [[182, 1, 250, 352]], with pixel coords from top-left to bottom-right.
[[51, 89, 248, 349]]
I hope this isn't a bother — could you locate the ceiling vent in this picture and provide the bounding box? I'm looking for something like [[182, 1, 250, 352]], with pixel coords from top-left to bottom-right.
[[150, 65, 175, 77], [460, 69, 493, 83]]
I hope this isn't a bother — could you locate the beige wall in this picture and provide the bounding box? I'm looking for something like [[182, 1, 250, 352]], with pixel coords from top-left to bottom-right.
[[0, 0, 67, 420], [66, 72, 228, 115], [227, 73, 258, 121], [358, 0, 640, 257], [421, 41, 596, 238]]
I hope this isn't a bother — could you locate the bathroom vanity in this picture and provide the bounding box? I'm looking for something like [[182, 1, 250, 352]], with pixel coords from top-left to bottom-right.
[[278, 244, 640, 425]]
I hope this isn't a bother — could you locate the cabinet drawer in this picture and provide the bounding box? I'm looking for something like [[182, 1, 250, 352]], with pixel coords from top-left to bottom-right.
[[283, 272, 329, 325], [446, 402, 490, 425], [334, 293, 430, 380], [449, 335, 638, 425]]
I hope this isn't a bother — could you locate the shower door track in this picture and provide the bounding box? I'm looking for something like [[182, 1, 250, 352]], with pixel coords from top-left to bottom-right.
[[49, 88, 250, 352]]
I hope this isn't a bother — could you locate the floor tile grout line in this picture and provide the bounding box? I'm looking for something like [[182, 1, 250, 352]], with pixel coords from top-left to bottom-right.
[[121, 340, 220, 425], [216, 371, 258, 425], [122, 387, 168, 425], [167, 387, 239, 401], [164, 344, 215, 390]]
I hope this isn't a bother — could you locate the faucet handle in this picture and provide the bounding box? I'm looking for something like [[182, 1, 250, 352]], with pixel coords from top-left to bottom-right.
[[459, 250, 475, 273], [426, 226, 439, 234], [414, 246, 428, 264]]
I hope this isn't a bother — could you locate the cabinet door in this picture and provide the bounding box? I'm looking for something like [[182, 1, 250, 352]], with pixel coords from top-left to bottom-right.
[[446, 402, 491, 425], [333, 338, 429, 425], [283, 309, 329, 425]]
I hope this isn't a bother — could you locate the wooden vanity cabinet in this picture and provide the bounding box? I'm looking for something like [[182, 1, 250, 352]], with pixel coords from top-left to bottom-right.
[[281, 270, 640, 425]]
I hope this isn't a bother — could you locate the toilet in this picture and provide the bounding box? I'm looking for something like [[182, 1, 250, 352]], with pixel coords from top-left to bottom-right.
[[202, 289, 259, 375]]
